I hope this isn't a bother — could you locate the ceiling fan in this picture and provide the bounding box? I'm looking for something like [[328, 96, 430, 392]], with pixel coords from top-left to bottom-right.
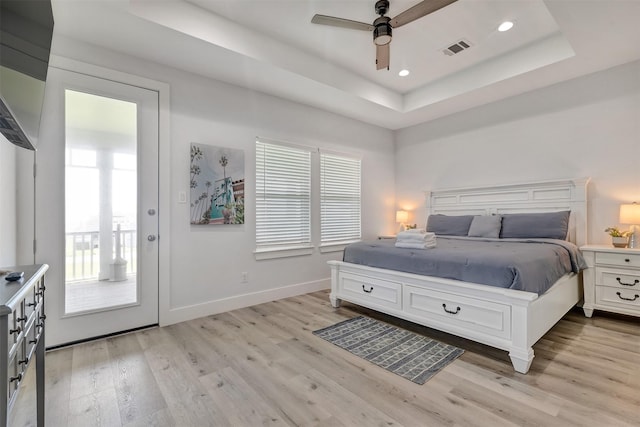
[[311, 0, 458, 70]]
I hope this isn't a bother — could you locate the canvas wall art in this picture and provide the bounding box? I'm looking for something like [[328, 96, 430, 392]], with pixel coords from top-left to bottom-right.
[[190, 143, 244, 225]]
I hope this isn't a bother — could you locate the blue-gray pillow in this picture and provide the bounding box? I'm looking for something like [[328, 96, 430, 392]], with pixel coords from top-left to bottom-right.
[[468, 215, 502, 238], [499, 211, 570, 240], [426, 214, 474, 236]]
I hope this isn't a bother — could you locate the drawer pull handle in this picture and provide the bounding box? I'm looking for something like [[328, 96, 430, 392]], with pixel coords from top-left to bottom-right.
[[442, 304, 461, 315], [10, 373, 22, 383], [10, 327, 21, 335], [27, 302, 36, 307], [18, 359, 28, 366], [16, 316, 27, 323], [616, 278, 639, 287], [362, 285, 374, 293], [29, 339, 38, 345], [616, 292, 639, 302], [625, 258, 630, 263]]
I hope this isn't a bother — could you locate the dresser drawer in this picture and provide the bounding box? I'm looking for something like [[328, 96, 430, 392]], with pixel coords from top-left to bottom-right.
[[595, 286, 640, 311], [596, 268, 640, 289], [595, 252, 640, 268], [6, 308, 22, 359], [339, 272, 401, 310], [404, 285, 511, 340], [7, 349, 24, 404]]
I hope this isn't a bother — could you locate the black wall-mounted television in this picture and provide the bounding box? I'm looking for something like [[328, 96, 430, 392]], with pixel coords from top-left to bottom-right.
[[0, 0, 54, 150]]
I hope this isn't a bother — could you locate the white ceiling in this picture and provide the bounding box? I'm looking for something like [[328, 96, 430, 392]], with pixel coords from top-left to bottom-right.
[[51, 0, 640, 130]]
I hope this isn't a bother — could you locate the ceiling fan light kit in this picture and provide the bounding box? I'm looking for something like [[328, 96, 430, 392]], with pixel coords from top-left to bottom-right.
[[373, 16, 392, 46], [311, 0, 458, 71]]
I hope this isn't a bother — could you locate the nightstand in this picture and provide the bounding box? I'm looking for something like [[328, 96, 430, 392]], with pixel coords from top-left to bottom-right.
[[377, 235, 396, 240], [580, 245, 640, 318]]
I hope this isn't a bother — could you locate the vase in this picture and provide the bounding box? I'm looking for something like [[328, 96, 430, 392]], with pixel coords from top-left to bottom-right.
[[612, 236, 629, 248]]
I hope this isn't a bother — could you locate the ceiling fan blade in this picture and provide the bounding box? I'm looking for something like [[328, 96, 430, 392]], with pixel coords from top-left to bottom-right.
[[390, 0, 457, 28], [376, 44, 390, 70], [311, 14, 375, 31]]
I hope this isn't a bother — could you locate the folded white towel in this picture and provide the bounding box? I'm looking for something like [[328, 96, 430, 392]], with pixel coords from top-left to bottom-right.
[[395, 241, 437, 249], [396, 230, 436, 243], [397, 230, 434, 239]]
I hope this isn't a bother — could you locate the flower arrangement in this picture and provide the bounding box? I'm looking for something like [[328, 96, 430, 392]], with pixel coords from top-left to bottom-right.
[[604, 227, 631, 237]]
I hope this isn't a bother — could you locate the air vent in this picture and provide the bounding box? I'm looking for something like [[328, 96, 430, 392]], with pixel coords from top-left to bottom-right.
[[442, 38, 473, 56]]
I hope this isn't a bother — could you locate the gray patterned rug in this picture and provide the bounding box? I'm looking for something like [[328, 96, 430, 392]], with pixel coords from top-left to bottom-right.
[[313, 316, 463, 384]]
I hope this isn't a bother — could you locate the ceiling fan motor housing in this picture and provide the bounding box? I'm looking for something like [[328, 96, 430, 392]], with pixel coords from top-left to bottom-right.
[[373, 16, 392, 45]]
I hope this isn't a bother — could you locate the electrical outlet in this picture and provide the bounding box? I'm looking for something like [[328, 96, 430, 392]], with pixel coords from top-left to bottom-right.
[[241, 272, 248, 283], [178, 191, 187, 203]]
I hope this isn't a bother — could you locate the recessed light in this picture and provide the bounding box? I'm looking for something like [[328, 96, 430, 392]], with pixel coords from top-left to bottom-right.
[[398, 69, 410, 77], [498, 21, 514, 32]]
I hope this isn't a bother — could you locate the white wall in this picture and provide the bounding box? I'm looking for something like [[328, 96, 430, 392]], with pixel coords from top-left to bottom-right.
[[395, 60, 640, 245], [50, 36, 395, 323], [0, 139, 16, 266]]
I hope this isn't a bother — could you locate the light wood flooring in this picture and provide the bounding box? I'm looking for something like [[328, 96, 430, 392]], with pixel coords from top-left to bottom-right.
[[10, 290, 640, 426]]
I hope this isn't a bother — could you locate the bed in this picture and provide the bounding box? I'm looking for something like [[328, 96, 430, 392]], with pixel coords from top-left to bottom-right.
[[328, 178, 590, 374]]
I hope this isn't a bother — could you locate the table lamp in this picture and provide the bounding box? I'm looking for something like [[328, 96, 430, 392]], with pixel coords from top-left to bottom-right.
[[396, 210, 408, 232], [620, 202, 640, 249]]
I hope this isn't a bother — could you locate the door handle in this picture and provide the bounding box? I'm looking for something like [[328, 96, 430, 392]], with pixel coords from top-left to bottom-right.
[[147, 235, 156, 242]]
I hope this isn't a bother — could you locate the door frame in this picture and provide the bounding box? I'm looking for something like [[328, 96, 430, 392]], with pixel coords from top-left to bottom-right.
[[48, 56, 171, 328]]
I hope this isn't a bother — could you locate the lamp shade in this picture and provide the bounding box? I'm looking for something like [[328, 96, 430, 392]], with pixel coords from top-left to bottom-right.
[[620, 202, 640, 224], [395, 210, 408, 223]]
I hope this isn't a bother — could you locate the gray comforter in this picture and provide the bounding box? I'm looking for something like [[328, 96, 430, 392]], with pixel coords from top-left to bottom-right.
[[343, 237, 587, 295]]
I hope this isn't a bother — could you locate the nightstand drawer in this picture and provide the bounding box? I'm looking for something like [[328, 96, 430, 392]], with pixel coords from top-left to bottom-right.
[[596, 286, 640, 310], [595, 252, 640, 268], [597, 268, 640, 289]]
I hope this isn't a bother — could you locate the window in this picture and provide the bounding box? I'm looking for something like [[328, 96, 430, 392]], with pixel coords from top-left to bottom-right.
[[255, 140, 312, 256], [320, 152, 361, 246]]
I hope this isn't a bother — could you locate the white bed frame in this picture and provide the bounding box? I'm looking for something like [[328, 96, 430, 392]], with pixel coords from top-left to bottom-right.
[[328, 178, 590, 374]]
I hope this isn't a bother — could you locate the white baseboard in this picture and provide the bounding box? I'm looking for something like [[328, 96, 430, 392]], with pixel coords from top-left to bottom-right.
[[160, 278, 330, 326]]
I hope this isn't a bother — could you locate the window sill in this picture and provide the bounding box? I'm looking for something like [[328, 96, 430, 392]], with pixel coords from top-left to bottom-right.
[[319, 240, 360, 254], [254, 245, 314, 260]]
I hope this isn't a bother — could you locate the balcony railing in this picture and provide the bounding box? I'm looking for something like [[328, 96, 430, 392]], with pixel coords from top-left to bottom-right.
[[65, 229, 137, 282]]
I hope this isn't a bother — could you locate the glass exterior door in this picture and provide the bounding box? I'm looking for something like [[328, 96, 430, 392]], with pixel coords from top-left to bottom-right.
[[37, 67, 159, 347]]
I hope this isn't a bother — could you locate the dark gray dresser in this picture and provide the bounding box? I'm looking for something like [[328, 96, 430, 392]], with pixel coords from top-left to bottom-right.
[[0, 264, 48, 426]]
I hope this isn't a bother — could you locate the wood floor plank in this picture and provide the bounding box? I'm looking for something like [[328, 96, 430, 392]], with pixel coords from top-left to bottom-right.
[[199, 366, 289, 426], [287, 368, 401, 427], [445, 360, 562, 417], [232, 355, 338, 426], [163, 321, 231, 377], [69, 339, 115, 400], [105, 333, 167, 425], [121, 408, 176, 427], [43, 347, 74, 426], [142, 340, 227, 426], [66, 388, 121, 427]]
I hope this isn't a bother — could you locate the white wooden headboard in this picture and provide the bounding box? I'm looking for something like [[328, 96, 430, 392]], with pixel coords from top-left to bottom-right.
[[425, 178, 590, 246]]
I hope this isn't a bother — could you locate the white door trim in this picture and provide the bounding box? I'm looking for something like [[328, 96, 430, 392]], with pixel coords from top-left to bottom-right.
[[49, 55, 172, 327]]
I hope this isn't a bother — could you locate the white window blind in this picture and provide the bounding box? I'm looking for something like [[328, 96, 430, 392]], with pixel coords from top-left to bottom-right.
[[256, 140, 311, 248], [320, 153, 361, 244]]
